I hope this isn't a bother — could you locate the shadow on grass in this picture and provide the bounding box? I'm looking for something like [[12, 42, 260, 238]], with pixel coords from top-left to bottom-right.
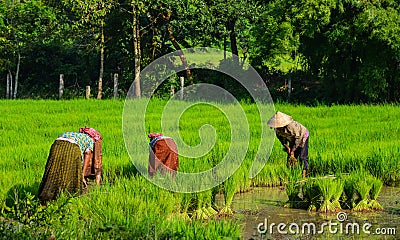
[[4, 182, 41, 208]]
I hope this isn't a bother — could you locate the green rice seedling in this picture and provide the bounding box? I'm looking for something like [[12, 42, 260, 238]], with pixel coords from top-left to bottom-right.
[[167, 217, 241, 239], [192, 190, 217, 220], [265, 166, 277, 187], [302, 179, 320, 211], [285, 181, 303, 208], [202, 189, 218, 218], [284, 169, 304, 209], [331, 178, 344, 211], [353, 178, 372, 212], [365, 150, 386, 179], [211, 185, 221, 209], [220, 175, 237, 215], [236, 165, 252, 193], [343, 172, 360, 209], [368, 177, 383, 210], [177, 193, 194, 219], [316, 178, 336, 213]]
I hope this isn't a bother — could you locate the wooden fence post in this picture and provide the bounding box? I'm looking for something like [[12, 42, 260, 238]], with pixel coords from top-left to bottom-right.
[[59, 74, 64, 99], [180, 76, 184, 100], [113, 73, 119, 99], [86, 86, 91, 99]]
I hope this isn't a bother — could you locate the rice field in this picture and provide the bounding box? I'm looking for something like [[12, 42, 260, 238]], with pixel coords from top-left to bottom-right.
[[0, 99, 399, 239]]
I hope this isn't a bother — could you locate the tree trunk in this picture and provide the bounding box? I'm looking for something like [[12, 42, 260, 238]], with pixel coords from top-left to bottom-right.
[[13, 53, 21, 99], [6, 73, 10, 99], [163, 12, 193, 85], [166, 25, 193, 85], [224, 35, 227, 60], [97, 21, 105, 100], [8, 70, 13, 99], [226, 18, 239, 65], [133, 5, 141, 98]]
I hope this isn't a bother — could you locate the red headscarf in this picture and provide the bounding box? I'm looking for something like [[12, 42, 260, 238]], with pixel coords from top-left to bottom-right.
[[148, 133, 163, 140]]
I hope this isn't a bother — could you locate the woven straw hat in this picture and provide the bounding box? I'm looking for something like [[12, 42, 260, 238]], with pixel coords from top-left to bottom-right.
[[267, 112, 293, 128]]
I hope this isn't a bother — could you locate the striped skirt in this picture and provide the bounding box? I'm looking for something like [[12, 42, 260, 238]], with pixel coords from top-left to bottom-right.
[[38, 140, 82, 203]]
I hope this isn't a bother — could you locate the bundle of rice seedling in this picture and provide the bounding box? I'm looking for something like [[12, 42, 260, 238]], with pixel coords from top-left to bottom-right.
[[192, 190, 217, 220], [285, 181, 303, 208], [316, 178, 336, 212], [353, 178, 372, 211], [202, 189, 218, 217], [302, 179, 320, 211], [343, 173, 359, 209], [178, 193, 193, 215], [284, 170, 305, 209], [331, 178, 344, 211], [287, 155, 298, 168], [368, 177, 383, 210], [236, 166, 251, 193], [220, 176, 236, 215]]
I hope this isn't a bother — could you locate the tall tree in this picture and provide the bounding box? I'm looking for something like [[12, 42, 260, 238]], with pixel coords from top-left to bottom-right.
[[251, 0, 400, 103], [63, 0, 115, 99], [132, 0, 141, 98], [0, 0, 57, 99], [202, 0, 258, 65]]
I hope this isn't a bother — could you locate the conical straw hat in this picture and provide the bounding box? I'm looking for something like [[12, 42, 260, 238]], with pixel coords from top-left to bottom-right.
[[267, 112, 293, 128]]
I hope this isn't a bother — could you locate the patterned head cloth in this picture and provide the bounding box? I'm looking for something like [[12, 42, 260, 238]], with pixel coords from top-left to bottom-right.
[[148, 133, 163, 140]]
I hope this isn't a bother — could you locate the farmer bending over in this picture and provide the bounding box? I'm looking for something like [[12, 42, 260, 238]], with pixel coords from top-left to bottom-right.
[[148, 133, 178, 177], [38, 127, 102, 203], [268, 112, 309, 177]]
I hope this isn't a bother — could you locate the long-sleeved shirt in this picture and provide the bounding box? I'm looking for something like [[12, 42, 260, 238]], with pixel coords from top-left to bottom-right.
[[276, 121, 309, 152]]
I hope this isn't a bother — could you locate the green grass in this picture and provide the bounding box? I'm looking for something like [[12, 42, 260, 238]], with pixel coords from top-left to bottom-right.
[[0, 99, 399, 238]]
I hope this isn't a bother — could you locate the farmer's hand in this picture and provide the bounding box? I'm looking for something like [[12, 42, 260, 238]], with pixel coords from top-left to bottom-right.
[[290, 151, 295, 157]]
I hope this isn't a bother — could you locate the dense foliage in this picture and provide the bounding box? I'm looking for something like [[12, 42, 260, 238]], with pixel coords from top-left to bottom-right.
[[1, 0, 400, 103]]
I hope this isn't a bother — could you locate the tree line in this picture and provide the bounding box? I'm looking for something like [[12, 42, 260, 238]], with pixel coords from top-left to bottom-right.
[[1, 0, 399, 103]]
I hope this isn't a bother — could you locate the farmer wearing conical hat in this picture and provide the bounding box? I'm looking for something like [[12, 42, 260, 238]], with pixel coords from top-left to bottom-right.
[[268, 112, 309, 177]]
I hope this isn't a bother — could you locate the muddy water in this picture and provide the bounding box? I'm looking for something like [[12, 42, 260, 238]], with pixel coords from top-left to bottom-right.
[[217, 187, 400, 240]]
